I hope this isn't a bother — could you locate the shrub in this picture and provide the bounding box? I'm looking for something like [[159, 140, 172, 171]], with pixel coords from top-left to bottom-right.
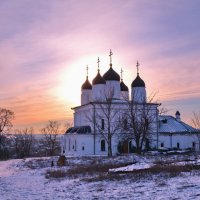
[[57, 155, 66, 166]]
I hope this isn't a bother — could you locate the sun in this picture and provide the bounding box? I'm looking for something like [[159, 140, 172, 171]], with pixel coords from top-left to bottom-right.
[[53, 55, 99, 106]]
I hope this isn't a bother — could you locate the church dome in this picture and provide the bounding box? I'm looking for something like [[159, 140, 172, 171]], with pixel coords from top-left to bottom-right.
[[103, 65, 120, 81], [92, 72, 106, 85], [120, 81, 128, 91], [81, 78, 92, 90], [131, 74, 145, 88]]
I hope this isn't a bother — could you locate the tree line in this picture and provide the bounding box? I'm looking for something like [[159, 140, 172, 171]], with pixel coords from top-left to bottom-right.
[[0, 107, 71, 160], [1, 102, 200, 159]]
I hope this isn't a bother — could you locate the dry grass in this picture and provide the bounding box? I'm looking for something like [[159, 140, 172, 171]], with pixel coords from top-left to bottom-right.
[[66, 162, 134, 177], [45, 169, 68, 179], [45, 154, 200, 182], [45, 163, 200, 181], [84, 163, 200, 182]]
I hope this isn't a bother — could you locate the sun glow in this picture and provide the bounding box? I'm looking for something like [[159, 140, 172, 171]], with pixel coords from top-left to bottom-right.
[[53, 54, 136, 107], [54, 55, 101, 106]]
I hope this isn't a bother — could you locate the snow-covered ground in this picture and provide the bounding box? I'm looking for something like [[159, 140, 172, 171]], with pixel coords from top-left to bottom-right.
[[1, 155, 200, 200]]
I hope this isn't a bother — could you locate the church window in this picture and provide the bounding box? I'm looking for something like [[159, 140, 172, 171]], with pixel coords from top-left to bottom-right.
[[161, 119, 167, 124], [124, 118, 128, 130], [82, 146, 84, 151], [128, 141, 132, 153], [75, 140, 77, 151], [69, 139, 71, 150], [145, 139, 150, 150], [192, 142, 196, 149], [101, 140, 105, 151], [161, 142, 164, 147], [177, 142, 180, 149], [101, 119, 104, 130]]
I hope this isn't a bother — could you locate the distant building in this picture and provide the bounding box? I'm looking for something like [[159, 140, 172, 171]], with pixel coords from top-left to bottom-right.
[[61, 51, 199, 156], [159, 112, 199, 150]]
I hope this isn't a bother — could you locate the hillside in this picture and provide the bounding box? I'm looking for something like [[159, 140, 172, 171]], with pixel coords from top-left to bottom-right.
[[1, 154, 200, 199]]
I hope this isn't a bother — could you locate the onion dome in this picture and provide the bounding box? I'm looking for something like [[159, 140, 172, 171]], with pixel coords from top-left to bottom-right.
[[120, 81, 128, 91], [92, 72, 106, 85], [131, 74, 145, 88], [81, 77, 92, 90], [175, 111, 180, 116], [103, 65, 120, 81]]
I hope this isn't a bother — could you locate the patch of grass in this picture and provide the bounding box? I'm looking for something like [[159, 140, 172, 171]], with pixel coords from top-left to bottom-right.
[[66, 162, 134, 177], [45, 169, 68, 179], [45, 162, 134, 180], [86, 164, 200, 182]]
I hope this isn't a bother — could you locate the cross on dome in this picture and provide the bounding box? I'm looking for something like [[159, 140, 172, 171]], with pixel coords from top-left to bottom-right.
[[120, 68, 123, 81], [97, 57, 100, 72], [136, 60, 140, 76], [109, 49, 113, 67], [86, 65, 89, 79]]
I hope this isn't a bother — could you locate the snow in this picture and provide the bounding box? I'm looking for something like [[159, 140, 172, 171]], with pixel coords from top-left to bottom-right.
[[0, 159, 21, 177], [1, 155, 200, 199], [109, 162, 153, 172]]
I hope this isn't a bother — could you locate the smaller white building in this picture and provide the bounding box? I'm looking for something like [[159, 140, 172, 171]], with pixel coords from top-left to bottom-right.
[[159, 111, 199, 151]]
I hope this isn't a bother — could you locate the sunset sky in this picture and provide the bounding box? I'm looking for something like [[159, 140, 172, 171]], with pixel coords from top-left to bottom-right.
[[0, 1, 200, 131]]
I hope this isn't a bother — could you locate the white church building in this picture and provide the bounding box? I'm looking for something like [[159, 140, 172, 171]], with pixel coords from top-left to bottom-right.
[[61, 51, 199, 156]]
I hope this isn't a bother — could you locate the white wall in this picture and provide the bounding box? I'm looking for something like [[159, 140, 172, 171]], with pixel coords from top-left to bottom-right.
[[132, 87, 146, 103], [81, 89, 92, 105], [120, 91, 129, 100], [105, 81, 120, 99], [92, 84, 106, 101], [62, 133, 121, 156], [63, 134, 94, 156], [159, 134, 199, 150]]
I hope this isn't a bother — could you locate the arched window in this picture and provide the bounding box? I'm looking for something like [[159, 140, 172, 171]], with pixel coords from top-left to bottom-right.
[[101, 140, 105, 151], [128, 141, 132, 153], [101, 119, 105, 130], [69, 139, 71, 150], [192, 142, 196, 149], [177, 142, 180, 149], [74, 140, 76, 151], [124, 118, 128, 130]]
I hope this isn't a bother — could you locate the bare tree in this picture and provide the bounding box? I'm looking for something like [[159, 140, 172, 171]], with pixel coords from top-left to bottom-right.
[[62, 121, 73, 133], [119, 94, 159, 154], [87, 88, 120, 157], [0, 108, 14, 159], [192, 112, 200, 150], [13, 127, 34, 158], [41, 121, 61, 156]]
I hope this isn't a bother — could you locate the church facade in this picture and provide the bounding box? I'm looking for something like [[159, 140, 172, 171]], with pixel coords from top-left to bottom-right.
[[61, 51, 199, 156]]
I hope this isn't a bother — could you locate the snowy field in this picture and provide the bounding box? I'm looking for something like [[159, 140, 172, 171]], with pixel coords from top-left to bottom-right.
[[1, 155, 200, 200]]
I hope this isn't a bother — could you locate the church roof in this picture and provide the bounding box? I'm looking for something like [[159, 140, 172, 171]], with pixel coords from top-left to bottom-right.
[[103, 65, 120, 81], [65, 126, 92, 134], [131, 74, 145, 88], [81, 78, 92, 90], [92, 72, 106, 85], [159, 115, 198, 134], [120, 81, 129, 91]]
